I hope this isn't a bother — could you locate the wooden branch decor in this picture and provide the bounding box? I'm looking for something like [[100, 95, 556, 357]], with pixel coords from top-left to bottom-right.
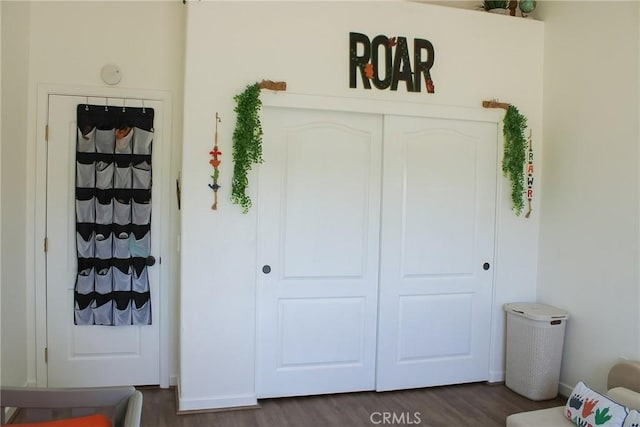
[[258, 80, 287, 91], [482, 100, 510, 110], [483, 99, 530, 217], [208, 113, 222, 210]]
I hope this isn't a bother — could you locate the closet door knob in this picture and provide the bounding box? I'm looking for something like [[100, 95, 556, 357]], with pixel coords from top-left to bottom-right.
[[483, 262, 490, 271], [262, 265, 272, 274], [146, 256, 156, 266]]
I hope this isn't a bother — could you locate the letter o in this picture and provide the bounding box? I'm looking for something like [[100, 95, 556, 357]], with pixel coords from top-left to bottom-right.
[[370, 35, 392, 90]]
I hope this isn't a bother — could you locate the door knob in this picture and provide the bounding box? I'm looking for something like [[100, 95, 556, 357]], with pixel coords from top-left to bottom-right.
[[483, 262, 490, 271], [146, 256, 156, 266], [262, 265, 271, 274]]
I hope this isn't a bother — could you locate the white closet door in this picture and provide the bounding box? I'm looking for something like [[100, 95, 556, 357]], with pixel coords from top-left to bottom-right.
[[256, 107, 382, 398], [46, 95, 162, 387], [376, 115, 497, 391]]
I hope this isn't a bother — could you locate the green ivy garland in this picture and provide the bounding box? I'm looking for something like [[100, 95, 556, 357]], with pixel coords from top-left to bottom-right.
[[502, 105, 528, 216], [231, 83, 263, 213]]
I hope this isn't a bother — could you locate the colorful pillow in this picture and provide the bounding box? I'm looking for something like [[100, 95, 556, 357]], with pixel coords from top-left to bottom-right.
[[1, 414, 112, 427], [565, 381, 629, 426], [623, 409, 640, 427]]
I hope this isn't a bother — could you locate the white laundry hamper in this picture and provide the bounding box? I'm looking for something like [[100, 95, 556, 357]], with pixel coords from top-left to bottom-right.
[[503, 302, 569, 401]]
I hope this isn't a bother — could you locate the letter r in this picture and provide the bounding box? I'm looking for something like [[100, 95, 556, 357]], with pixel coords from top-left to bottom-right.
[[350, 32, 372, 89]]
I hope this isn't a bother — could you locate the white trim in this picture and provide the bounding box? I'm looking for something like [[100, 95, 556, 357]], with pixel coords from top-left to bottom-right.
[[34, 87, 48, 387], [169, 375, 179, 387], [155, 90, 175, 389], [558, 381, 573, 398], [488, 370, 505, 383], [37, 84, 173, 102], [488, 118, 506, 389], [33, 83, 174, 388], [261, 93, 503, 123], [177, 374, 258, 411], [178, 394, 258, 412]]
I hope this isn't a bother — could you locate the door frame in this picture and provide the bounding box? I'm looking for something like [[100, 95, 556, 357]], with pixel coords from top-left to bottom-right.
[[256, 93, 506, 389], [33, 84, 174, 387]]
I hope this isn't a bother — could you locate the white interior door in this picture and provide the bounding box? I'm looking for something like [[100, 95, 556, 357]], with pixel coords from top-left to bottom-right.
[[376, 115, 497, 391], [256, 107, 382, 398], [46, 94, 162, 387]]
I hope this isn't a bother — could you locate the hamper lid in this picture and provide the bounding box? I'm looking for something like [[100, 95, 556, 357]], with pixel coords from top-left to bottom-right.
[[503, 302, 569, 321]]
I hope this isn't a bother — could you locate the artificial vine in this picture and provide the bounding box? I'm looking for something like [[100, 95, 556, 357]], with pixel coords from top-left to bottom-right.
[[502, 105, 528, 216], [231, 83, 263, 213]]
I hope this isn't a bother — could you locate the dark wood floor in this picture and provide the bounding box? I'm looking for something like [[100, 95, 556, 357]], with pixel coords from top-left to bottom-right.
[[141, 383, 566, 427]]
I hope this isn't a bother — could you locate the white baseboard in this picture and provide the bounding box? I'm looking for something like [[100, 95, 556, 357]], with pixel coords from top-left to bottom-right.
[[488, 370, 505, 383], [169, 375, 178, 387], [176, 377, 257, 412], [558, 381, 573, 397], [178, 394, 258, 412]]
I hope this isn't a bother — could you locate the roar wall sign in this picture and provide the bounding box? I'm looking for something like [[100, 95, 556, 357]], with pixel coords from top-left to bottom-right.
[[349, 32, 435, 94]]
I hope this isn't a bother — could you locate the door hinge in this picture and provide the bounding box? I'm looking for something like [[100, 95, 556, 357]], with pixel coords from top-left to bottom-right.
[[44, 347, 48, 363], [45, 124, 49, 142], [44, 237, 49, 253]]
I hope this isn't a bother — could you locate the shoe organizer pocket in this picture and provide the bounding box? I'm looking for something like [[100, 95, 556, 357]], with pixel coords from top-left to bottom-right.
[[132, 200, 151, 225], [76, 197, 95, 223], [95, 199, 113, 225], [114, 198, 131, 225], [96, 161, 114, 189], [95, 232, 113, 260], [114, 164, 132, 189], [75, 299, 96, 325], [95, 129, 116, 153], [93, 299, 113, 325], [95, 265, 113, 294], [113, 231, 131, 258], [132, 300, 151, 325], [76, 161, 95, 188], [76, 231, 95, 259], [75, 267, 95, 294], [113, 265, 132, 292], [132, 162, 151, 189], [132, 267, 149, 293], [133, 128, 153, 155], [77, 127, 96, 153], [130, 231, 151, 258], [115, 128, 133, 154], [114, 300, 132, 326]]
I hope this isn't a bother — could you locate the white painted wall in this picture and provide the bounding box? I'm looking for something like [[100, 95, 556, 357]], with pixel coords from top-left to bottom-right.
[[536, 1, 640, 394], [1, 0, 31, 387], [181, 1, 544, 410], [1, 1, 185, 386]]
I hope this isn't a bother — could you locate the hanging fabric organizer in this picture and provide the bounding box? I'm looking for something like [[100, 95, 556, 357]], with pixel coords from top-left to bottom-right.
[[74, 104, 154, 326]]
